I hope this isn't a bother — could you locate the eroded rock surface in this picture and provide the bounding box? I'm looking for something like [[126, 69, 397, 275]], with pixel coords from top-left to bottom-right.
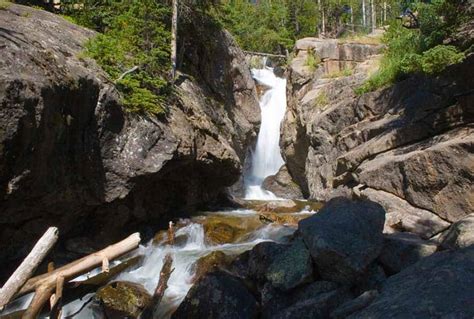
[[0, 5, 260, 273], [282, 35, 474, 238]]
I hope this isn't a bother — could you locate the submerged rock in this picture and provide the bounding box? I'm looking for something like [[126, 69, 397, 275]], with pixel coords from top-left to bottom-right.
[[172, 271, 258, 319], [96, 281, 152, 319], [439, 214, 474, 250], [299, 197, 385, 284], [200, 215, 262, 244], [378, 232, 438, 275], [350, 246, 474, 318]]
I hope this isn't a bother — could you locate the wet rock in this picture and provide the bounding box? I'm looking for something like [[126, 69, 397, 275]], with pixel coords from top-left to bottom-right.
[[350, 246, 474, 318], [299, 197, 385, 284], [262, 165, 304, 199], [96, 281, 152, 319], [439, 214, 474, 250], [230, 241, 286, 282], [201, 215, 262, 245], [331, 290, 379, 319], [378, 232, 438, 275], [258, 211, 309, 226], [172, 271, 258, 319], [265, 239, 313, 291], [192, 251, 233, 282]]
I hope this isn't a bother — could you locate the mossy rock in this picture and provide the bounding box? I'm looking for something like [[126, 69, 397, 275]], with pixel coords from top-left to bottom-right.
[[97, 281, 152, 318], [200, 215, 262, 245]]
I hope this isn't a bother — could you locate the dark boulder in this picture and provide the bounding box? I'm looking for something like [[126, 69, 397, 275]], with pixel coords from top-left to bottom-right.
[[330, 290, 379, 319], [350, 246, 474, 319], [261, 281, 350, 319], [299, 197, 385, 284], [172, 271, 258, 319], [378, 232, 438, 275], [265, 239, 313, 291]]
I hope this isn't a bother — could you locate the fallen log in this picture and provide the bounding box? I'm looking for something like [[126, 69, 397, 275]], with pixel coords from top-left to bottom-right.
[[141, 253, 174, 318], [18, 233, 141, 319], [0, 227, 59, 310]]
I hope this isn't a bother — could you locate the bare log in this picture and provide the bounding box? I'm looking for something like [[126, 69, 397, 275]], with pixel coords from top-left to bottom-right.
[[168, 221, 175, 246], [243, 50, 286, 59], [114, 65, 139, 83], [0, 227, 59, 310], [170, 0, 178, 80], [19, 233, 141, 319], [142, 253, 174, 318]]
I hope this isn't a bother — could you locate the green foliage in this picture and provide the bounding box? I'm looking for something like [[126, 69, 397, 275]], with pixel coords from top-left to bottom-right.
[[81, 0, 171, 114], [313, 91, 329, 109], [356, 0, 468, 94], [0, 0, 10, 10], [305, 52, 320, 71]]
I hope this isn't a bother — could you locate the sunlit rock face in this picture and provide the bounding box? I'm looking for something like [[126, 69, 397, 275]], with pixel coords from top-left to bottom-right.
[[0, 4, 260, 275], [282, 36, 474, 238]]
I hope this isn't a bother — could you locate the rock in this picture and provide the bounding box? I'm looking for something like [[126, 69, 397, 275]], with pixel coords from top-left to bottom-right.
[[282, 34, 474, 236], [261, 281, 350, 319], [439, 214, 474, 250], [265, 239, 313, 291], [262, 165, 304, 199], [96, 281, 152, 319], [200, 215, 262, 245], [299, 197, 386, 284], [331, 290, 379, 319], [230, 241, 286, 282], [354, 263, 386, 294], [172, 271, 258, 319], [350, 246, 474, 318], [192, 251, 233, 282], [359, 188, 450, 239], [378, 232, 438, 275], [0, 4, 261, 276], [272, 287, 353, 319]]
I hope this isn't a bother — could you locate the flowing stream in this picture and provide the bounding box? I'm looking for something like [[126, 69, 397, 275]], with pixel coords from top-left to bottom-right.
[[0, 65, 299, 319], [244, 66, 287, 200]]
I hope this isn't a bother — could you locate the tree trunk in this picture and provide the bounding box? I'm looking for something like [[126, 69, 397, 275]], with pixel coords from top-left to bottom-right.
[[383, 1, 387, 23], [317, 0, 321, 37], [0, 227, 59, 310], [362, 0, 367, 27], [171, 0, 178, 81], [371, 0, 376, 32]]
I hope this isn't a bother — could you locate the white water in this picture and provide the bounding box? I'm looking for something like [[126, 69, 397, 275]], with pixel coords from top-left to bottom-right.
[[245, 66, 287, 200]]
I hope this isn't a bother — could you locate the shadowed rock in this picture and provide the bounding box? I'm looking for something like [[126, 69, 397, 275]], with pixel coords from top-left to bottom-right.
[[439, 214, 474, 250], [299, 197, 386, 284]]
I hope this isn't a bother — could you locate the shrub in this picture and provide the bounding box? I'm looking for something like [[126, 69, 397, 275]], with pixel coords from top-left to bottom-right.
[[305, 51, 320, 71], [313, 91, 329, 109], [0, 0, 10, 10], [418, 45, 465, 74]]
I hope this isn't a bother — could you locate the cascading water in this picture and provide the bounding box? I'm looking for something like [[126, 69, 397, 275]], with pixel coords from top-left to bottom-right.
[[244, 65, 287, 200]]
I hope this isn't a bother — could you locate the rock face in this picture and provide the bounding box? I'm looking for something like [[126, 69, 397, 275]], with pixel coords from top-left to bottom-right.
[[350, 246, 474, 318], [439, 214, 474, 250], [262, 165, 304, 199], [0, 5, 260, 273], [282, 35, 474, 238], [299, 197, 385, 285], [172, 271, 258, 319]]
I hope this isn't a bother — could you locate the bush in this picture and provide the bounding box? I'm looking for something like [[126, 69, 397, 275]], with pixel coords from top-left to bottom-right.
[[418, 45, 465, 74]]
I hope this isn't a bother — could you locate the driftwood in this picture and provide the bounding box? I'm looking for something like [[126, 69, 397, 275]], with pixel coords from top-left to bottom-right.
[[243, 50, 286, 59], [0, 227, 59, 310], [142, 253, 174, 318], [17, 233, 141, 319], [167, 222, 175, 246], [114, 66, 139, 83]]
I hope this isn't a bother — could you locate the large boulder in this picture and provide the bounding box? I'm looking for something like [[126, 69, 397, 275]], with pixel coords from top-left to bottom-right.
[[439, 214, 474, 250], [299, 197, 385, 284], [172, 271, 258, 319], [377, 232, 438, 275], [262, 165, 304, 199], [0, 4, 260, 275], [331, 290, 379, 319], [350, 246, 474, 318]]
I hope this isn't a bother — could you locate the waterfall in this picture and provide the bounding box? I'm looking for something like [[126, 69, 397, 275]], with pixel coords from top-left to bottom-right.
[[244, 65, 287, 200]]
